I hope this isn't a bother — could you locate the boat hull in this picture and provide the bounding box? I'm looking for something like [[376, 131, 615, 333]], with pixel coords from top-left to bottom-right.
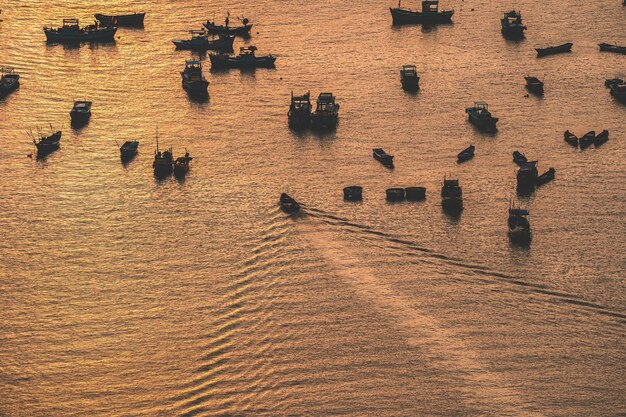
[[467, 115, 497, 133], [501, 25, 526, 39], [94, 13, 145, 27], [535, 43, 573, 57], [203, 22, 252, 36], [44, 27, 118, 43], [401, 76, 420, 91], [310, 113, 338, 130], [390, 8, 453, 25], [599, 43, 626, 54], [173, 35, 234, 51]]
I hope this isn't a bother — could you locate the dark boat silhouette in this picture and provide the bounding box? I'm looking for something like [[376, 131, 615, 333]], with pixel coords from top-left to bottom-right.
[[400, 65, 420, 91], [172, 31, 234, 51], [280, 193, 300, 213], [501, 11, 526, 39], [288, 91, 312, 128], [535, 42, 572, 57], [524, 76, 544, 95], [94, 12, 145, 27], [44, 19, 117, 43], [373, 148, 394, 167], [0, 67, 19, 98], [390, 0, 454, 25]]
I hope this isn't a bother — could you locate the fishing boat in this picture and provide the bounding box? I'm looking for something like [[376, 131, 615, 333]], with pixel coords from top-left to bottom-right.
[[343, 186, 363, 201], [400, 65, 420, 91], [608, 80, 626, 104], [535, 42, 573, 57], [69, 100, 92, 126], [181, 60, 209, 95], [536, 168, 555, 185], [32, 128, 62, 156], [310, 92, 340, 129], [204, 14, 252, 36], [594, 130, 609, 146], [598, 43, 626, 54], [280, 193, 300, 213], [373, 148, 394, 167], [94, 12, 145, 27], [579, 131, 595, 149], [524, 76, 544, 95], [288, 91, 312, 128], [0, 67, 19, 98], [120, 140, 139, 161], [44, 19, 117, 43], [516, 161, 538, 190], [508, 206, 531, 242], [457, 145, 475, 162], [564, 130, 578, 147], [209, 46, 276, 69], [153, 133, 173, 177], [465, 101, 498, 133], [173, 151, 192, 177], [513, 151, 528, 166], [405, 186, 426, 201], [501, 11, 526, 39], [172, 31, 235, 51], [390, 0, 454, 25], [441, 178, 463, 212], [386, 188, 405, 202]]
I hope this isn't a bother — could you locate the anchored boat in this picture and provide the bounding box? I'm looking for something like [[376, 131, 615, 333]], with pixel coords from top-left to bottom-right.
[[535, 42, 572, 57], [563, 130, 578, 147], [513, 151, 528, 166], [32, 128, 62, 156], [153, 132, 173, 177], [465, 101, 498, 133], [181, 60, 209, 95], [209, 46, 275, 69], [508, 206, 531, 242], [579, 131, 595, 149], [94, 12, 145, 27], [174, 151, 192, 178], [204, 14, 252, 36], [69, 100, 92, 126], [441, 178, 463, 212], [524, 76, 544, 95], [608, 80, 626, 104], [536, 168, 555, 185], [516, 161, 538, 191], [44, 19, 117, 43], [120, 141, 139, 161], [172, 31, 234, 51], [343, 186, 363, 201], [280, 193, 300, 213], [390, 0, 454, 25], [457, 145, 475, 162], [598, 43, 626, 54], [501, 11, 526, 39], [0, 67, 19, 98], [310, 93, 339, 129], [400, 65, 420, 91], [288, 91, 312, 128], [373, 148, 394, 167], [594, 130, 609, 146]]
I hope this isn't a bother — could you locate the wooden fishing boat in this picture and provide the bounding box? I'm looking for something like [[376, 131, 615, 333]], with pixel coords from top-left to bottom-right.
[[33, 129, 62, 156], [172, 31, 235, 51], [94, 12, 145, 27], [69, 100, 92, 126], [524, 76, 544, 95], [209, 46, 275, 69], [405, 187, 426, 201], [390, 0, 454, 25], [513, 151, 528, 166], [400, 65, 420, 91], [501, 11, 526, 39], [181, 60, 209, 95], [536, 168, 555, 185], [441, 178, 463, 212], [516, 161, 538, 190], [465, 101, 498, 132], [594, 130, 609, 146], [280, 193, 300, 213], [373, 148, 394, 167], [310, 93, 339, 129], [508, 206, 531, 242], [120, 140, 139, 161], [535, 42, 572, 57], [579, 131, 595, 149], [204, 14, 252, 36], [563, 130, 578, 147], [598, 43, 626, 54], [173, 151, 192, 177], [386, 188, 405, 202], [44, 19, 117, 42], [457, 145, 475, 162], [153, 132, 173, 177], [0, 67, 19, 98], [608, 80, 626, 104], [343, 186, 363, 201], [288, 91, 312, 128]]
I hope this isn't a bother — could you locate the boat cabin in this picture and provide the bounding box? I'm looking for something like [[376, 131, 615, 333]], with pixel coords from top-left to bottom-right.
[[502, 11, 522, 24], [190, 29, 207, 40], [400, 65, 418, 78], [290, 91, 311, 110], [239, 46, 257, 57], [422, 0, 441, 14]]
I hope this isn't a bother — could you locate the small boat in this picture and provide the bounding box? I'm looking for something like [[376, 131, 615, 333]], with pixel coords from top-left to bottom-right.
[[579, 131, 595, 149], [524, 76, 544, 95], [501, 11, 526, 39], [69, 100, 92, 126], [441, 178, 463, 212], [94, 12, 145, 27], [373, 148, 394, 167], [386, 188, 405, 202], [288, 91, 312, 128], [44, 19, 117, 43], [173, 151, 192, 177], [390, 0, 454, 25], [209, 46, 276, 69], [563, 130, 578, 147], [172, 31, 235, 51], [605, 78, 624, 88], [181, 60, 209, 95], [280, 193, 300, 213], [120, 140, 139, 161], [153, 132, 173, 177], [465, 101, 498, 133], [536, 168, 555, 185], [204, 14, 252, 36], [594, 130, 609, 146], [0, 67, 20, 98], [343, 186, 363, 201], [405, 187, 426, 201], [33, 129, 62, 156], [508, 206, 531, 242], [457, 145, 475, 162], [400, 65, 420, 91], [598, 43, 626, 54], [310, 93, 340, 129], [512, 151, 528, 166], [535, 42, 573, 57], [516, 161, 538, 190], [608, 80, 626, 104]]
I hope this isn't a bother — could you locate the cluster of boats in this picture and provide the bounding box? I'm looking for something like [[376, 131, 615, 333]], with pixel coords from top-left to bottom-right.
[[513, 153, 555, 193], [563, 130, 610, 149], [153, 139, 192, 179], [288, 92, 340, 130]]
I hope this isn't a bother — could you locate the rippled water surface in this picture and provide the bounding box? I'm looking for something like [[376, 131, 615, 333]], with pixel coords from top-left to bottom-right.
[[1, 0, 625, 415]]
